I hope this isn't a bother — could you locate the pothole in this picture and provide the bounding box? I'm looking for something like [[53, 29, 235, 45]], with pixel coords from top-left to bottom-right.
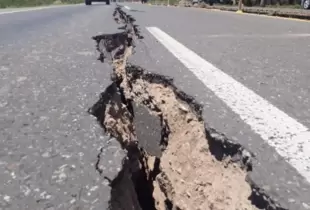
[[88, 5, 287, 210]]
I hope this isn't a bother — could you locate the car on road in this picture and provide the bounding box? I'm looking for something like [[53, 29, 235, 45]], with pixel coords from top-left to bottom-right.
[[301, 0, 310, 9], [85, 0, 110, 5]]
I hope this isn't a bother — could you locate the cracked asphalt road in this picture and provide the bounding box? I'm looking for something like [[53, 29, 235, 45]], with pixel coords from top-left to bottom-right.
[[1, 3, 310, 210], [0, 5, 126, 209]]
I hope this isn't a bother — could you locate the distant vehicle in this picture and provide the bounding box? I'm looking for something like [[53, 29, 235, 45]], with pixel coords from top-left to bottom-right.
[[85, 0, 110, 5], [301, 0, 310, 9]]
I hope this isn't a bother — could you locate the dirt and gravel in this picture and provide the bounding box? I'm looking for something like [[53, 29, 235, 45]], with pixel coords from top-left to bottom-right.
[[88, 5, 287, 210], [199, 4, 310, 19], [121, 65, 257, 210]]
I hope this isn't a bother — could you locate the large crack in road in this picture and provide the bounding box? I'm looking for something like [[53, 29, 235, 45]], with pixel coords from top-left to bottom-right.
[[88, 5, 287, 210]]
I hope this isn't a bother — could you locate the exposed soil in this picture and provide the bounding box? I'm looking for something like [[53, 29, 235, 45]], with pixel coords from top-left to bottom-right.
[[88, 5, 287, 210], [119, 65, 257, 210]]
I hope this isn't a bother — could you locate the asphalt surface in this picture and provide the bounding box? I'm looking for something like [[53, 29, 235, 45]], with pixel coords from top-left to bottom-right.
[[1, 3, 310, 210]]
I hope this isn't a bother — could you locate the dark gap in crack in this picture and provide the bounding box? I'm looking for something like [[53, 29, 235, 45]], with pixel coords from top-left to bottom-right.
[[108, 144, 141, 210], [116, 78, 135, 119], [150, 157, 161, 180], [134, 149, 157, 210], [159, 117, 170, 150], [92, 8, 143, 64], [247, 177, 288, 210], [89, 84, 157, 210], [204, 123, 254, 171], [88, 81, 135, 150], [88, 83, 119, 131], [164, 199, 173, 210], [95, 147, 104, 175], [92, 32, 131, 63], [107, 142, 157, 210]]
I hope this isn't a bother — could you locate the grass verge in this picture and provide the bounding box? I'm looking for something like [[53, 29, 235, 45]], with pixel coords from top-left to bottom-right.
[[0, 0, 83, 8], [199, 4, 310, 20]]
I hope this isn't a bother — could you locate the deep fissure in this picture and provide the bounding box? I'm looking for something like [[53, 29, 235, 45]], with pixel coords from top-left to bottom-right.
[[88, 5, 288, 210]]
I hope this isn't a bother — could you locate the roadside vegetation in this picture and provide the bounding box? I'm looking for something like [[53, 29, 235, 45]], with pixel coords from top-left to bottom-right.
[[0, 0, 83, 8], [147, 0, 304, 8], [148, 0, 310, 20], [228, 0, 302, 8]]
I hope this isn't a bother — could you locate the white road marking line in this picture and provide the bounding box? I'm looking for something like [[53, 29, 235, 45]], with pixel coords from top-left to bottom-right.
[[147, 26, 310, 182], [0, 4, 81, 15]]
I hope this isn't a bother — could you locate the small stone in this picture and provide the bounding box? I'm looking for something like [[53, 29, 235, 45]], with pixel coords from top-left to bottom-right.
[[3, 195, 11, 202], [11, 172, 16, 179], [90, 186, 99, 192], [176, 168, 182, 174], [42, 151, 50, 158], [186, 191, 191, 198], [178, 104, 189, 112]]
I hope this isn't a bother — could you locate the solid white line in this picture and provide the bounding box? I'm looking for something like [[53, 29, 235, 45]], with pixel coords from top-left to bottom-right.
[[147, 26, 310, 182], [0, 4, 80, 15]]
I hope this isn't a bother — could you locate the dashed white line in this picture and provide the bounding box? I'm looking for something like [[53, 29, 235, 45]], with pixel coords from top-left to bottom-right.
[[147, 26, 310, 183]]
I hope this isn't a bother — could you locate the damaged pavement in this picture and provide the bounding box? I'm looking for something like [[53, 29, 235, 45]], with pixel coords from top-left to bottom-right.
[[88, 5, 287, 210]]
